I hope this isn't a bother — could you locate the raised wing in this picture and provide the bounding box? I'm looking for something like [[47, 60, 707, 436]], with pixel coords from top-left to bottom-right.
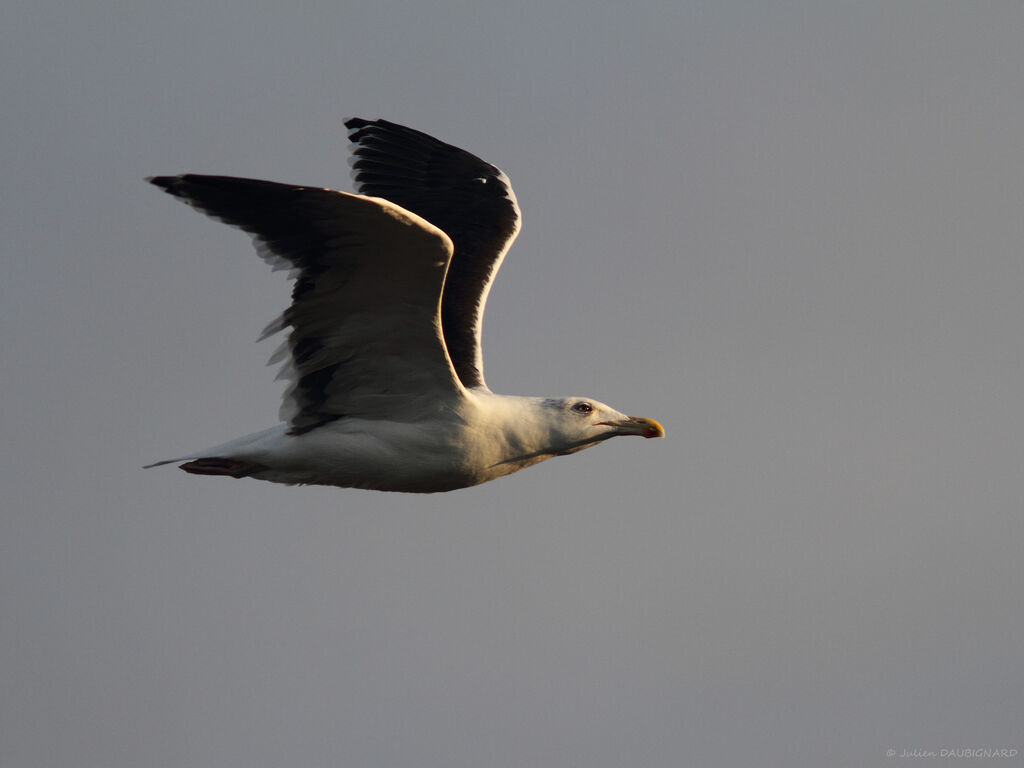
[[345, 118, 522, 390], [148, 175, 463, 434]]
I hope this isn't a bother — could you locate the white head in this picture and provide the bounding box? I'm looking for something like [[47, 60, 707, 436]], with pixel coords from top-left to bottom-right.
[[536, 397, 664, 454], [477, 395, 664, 476]]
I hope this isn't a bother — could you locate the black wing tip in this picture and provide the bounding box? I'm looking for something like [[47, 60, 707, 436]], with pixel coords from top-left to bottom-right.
[[147, 174, 177, 189], [344, 117, 451, 152], [147, 175, 200, 203], [344, 116, 372, 131], [147, 174, 308, 202], [147, 174, 208, 197], [147, 174, 234, 189], [344, 116, 386, 142], [344, 116, 404, 134]]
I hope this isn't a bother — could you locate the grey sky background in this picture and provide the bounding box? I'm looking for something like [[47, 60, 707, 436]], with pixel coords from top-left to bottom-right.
[[3, 2, 1023, 766]]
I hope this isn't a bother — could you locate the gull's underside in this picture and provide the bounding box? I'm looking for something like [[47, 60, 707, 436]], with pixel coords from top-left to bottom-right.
[[146, 118, 663, 493]]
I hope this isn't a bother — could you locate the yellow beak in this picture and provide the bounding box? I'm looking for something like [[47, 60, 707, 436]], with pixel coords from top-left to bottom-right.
[[594, 416, 665, 439]]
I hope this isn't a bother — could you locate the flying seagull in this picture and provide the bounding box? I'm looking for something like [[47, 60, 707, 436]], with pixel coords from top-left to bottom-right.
[[145, 118, 663, 492]]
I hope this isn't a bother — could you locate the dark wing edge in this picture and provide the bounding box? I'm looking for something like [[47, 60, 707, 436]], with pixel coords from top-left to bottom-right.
[[344, 118, 522, 390], [147, 174, 461, 435]]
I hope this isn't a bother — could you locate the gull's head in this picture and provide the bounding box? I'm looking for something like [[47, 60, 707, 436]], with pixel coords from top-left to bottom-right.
[[482, 394, 665, 474], [540, 397, 665, 455]]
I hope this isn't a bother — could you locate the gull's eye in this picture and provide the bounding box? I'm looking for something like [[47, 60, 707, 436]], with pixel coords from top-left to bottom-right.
[[572, 402, 593, 414]]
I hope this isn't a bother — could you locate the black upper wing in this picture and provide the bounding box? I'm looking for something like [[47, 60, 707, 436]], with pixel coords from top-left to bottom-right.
[[149, 174, 462, 435], [345, 118, 522, 390]]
